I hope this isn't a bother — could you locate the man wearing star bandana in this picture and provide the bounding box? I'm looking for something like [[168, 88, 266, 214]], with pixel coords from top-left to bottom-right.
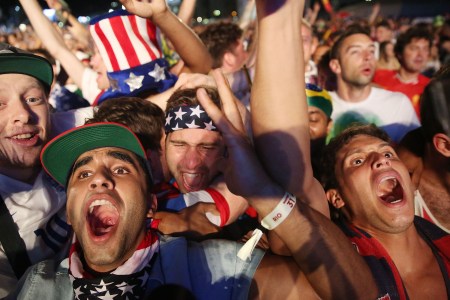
[[157, 86, 249, 228], [11, 0, 380, 298]]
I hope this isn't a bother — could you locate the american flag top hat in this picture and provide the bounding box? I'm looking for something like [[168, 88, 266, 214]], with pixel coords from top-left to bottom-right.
[[90, 10, 177, 104]]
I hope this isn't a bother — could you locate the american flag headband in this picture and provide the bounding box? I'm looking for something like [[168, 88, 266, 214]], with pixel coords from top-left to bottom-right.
[[164, 105, 218, 133]]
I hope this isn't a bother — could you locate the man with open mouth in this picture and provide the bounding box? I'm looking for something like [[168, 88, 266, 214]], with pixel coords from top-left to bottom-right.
[[327, 25, 420, 144], [7, 120, 377, 299], [321, 124, 450, 299]]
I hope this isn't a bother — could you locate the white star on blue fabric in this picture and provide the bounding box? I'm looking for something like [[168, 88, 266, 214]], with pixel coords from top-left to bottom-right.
[[148, 63, 166, 82], [116, 282, 129, 296], [98, 290, 114, 299], [165, 114, 173, 126], [204, 121, 216, 131], [73, 286, 83, 298], [94, 280, 113, 293], [186, 120, 200, 129], [172, 123, 182, 131], [125, 72, 144, 92], [190, 105, 204, 118], [174, 107, 187, 120], [108, 76, 120, 92]]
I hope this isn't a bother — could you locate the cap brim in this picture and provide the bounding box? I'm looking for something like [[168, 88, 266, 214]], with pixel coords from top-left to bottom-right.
[[41, 123, 147, 187], [0, 53, 53, 89]]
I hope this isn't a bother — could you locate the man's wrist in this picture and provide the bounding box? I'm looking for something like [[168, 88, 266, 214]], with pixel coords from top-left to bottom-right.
[[151, 9, 172, 25]]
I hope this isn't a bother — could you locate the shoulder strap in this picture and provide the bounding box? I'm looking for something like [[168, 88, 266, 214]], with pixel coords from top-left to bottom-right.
[[0, 194, 32, 279]]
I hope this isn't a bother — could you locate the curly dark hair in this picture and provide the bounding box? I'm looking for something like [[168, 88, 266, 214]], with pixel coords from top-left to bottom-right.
[[394, 26, 432, 63], [86, 97, 165, 152], [199, 21, 243, 68], [320, 124, 391, 191]]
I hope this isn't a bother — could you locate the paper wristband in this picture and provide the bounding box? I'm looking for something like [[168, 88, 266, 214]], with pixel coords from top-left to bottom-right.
[[260, 192, 296, 230]]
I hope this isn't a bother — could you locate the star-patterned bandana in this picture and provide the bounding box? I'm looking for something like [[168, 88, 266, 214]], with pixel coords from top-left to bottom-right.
[[165, 105, 218, 133], [69, 231, 159, 299]]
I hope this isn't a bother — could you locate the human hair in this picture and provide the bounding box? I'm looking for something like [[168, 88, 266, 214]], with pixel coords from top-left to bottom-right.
[[320, 124, 391, 191], [166, 86, 221, 112], [420, 70, 450, 142], [394, 26, 432, 61], [85, 97, 165, 152], [199, 21, 243, 68], [329, 25, 371, 60], [375, 20, 391, 30], [379, 41, 393, 61]]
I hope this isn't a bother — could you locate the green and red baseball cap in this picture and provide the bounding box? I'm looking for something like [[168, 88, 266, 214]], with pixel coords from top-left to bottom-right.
[[41, 122, 149, 187], [0, 42, 53, 90]]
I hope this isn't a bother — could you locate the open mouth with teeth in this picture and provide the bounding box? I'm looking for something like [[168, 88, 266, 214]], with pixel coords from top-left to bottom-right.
[[182, 173, 203, 191], [10, 133, 39, 146], [87, 200, 119, 238], [377, 177, 404, 204]]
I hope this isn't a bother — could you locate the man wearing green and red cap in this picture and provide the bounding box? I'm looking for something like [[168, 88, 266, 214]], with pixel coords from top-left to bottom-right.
[[0, 43, 77, 296]]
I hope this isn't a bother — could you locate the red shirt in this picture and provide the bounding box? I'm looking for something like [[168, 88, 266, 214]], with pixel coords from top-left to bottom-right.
[[373, 69, 430, 119]]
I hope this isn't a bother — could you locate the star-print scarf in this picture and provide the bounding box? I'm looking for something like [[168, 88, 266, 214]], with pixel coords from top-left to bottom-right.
[[68, 231, 159, 299]]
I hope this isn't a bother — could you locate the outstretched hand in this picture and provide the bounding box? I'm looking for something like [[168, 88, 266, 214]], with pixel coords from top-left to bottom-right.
[[119, 0, 168, 19], [197, 70, 273, 198]]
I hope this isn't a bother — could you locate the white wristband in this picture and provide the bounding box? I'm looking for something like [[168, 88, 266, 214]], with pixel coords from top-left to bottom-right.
[[260, 192, 296, 230]]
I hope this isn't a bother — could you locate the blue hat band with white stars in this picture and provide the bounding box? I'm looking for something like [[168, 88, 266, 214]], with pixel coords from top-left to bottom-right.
[[165, 105, 218, 133], [96, 58, 177, 105]]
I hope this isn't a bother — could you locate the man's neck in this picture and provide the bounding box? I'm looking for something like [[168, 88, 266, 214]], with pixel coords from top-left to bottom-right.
[[336, 81, 372, 103], [397, 67, 420, 83], [0, 166, 41, 184], [419, 151, 450, 230], [370, 224, 428, 271]]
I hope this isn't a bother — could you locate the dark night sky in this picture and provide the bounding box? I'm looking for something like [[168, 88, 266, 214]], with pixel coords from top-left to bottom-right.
[[1, 0, 112, 18]]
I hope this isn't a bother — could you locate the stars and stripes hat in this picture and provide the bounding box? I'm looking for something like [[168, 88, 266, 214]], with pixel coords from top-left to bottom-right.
[[90, 10, 177, 104], [165, 104, 217, 133]]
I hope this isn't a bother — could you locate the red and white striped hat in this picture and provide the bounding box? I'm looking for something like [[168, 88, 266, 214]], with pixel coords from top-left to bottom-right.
[[90, 10, 162, 73], [89, 10, 177, 104]]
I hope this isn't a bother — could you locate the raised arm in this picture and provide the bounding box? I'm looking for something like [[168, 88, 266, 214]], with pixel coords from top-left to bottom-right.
[[19, 0, 87, 89], [45, 0, 90, 49], [119, 0, 212, 74], [251, 0, 328, 215], [197, 67, 378, 299], [177, 0, 197, 26]]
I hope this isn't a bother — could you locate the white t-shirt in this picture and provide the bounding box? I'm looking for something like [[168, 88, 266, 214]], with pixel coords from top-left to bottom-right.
[[329, 87, 420, 143], [0, 172, 69, 297], [0, 107, 94, 297]]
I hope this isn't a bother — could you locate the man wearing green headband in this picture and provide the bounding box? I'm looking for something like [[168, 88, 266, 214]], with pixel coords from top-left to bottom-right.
[[306, 83, 333, 141], [305, 83, 333, 179]]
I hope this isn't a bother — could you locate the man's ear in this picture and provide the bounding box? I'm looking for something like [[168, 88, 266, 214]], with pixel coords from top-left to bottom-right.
[[147, 194, 158, 218], [329, 58, 341, 75], [222, 51, 236, 69], [325, 189, 346, 209], [433, 133, 450, 157]]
